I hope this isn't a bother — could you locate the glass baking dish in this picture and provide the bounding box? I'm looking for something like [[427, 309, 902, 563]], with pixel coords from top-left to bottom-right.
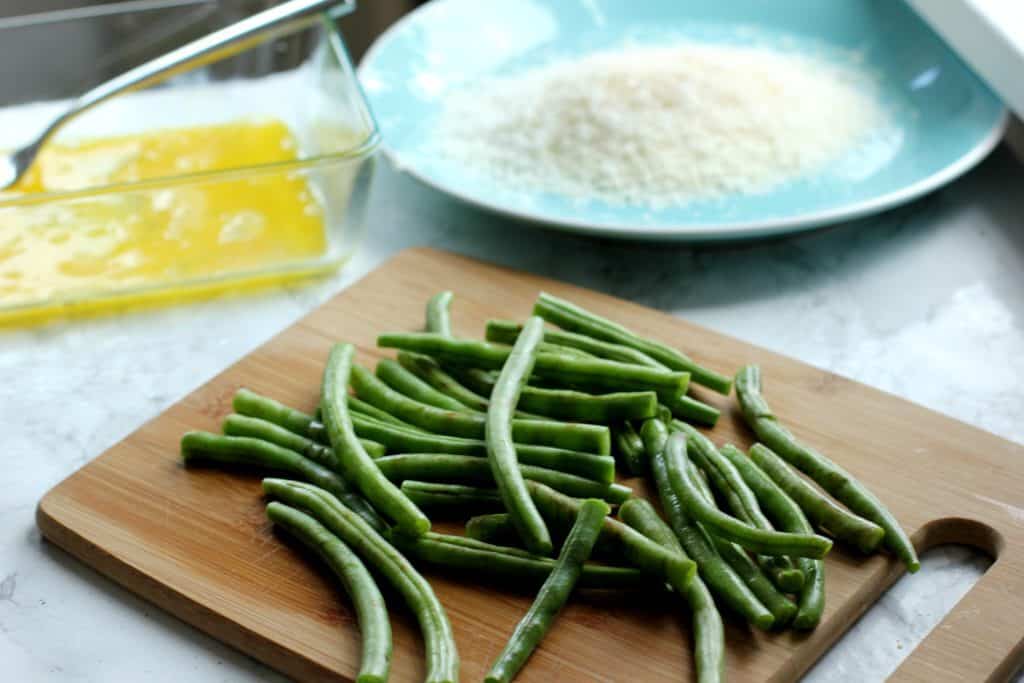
[[0, 0, 378, 325]]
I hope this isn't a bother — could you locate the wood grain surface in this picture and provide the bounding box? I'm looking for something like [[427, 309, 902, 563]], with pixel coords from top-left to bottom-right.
[[37, 247, 1024, 682]]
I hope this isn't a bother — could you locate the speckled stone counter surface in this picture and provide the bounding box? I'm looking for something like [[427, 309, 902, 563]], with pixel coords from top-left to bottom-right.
[[2, 149, 1022, 681]]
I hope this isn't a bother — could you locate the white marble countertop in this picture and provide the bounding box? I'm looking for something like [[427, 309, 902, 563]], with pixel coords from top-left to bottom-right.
[[2, 148, 1023, 681]]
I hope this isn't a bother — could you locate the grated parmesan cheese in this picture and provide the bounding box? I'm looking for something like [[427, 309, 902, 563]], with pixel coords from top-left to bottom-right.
[[434, 43, 884, 207]]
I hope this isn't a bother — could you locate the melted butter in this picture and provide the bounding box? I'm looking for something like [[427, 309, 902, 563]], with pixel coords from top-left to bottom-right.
[[0, 119, 328, 319]]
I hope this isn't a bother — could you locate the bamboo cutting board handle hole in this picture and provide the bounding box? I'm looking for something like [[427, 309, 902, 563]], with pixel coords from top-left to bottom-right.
[[890, 517, 1024, 681]]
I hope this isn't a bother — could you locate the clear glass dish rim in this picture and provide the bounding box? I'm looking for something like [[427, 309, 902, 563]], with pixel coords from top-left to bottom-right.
[[0, 12, 380, 209]]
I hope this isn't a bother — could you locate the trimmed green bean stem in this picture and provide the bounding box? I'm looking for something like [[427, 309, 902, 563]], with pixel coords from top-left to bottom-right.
[[526, 481, 696, 594], [180, 431, 385, 532], [618, 499, 724, 683], [322, 344, 430, 535], [352, 363, 611, 455], [391, 531, 649, 590], [614, 421, 647, 475], [532, 292, 732, 394], [426, 291, 453, 336], [684, 457, 797, 627], [719, 444, 825, 629], [671, 421, 803, 593], [664, 433, 832, 559], [376, 358, 476, 413], [748, 443, 885, 555], [642, 422, 775, 629], [223, 413, 385, 462], [263, 480, 458, 683], [735, 365, 915, 569], [485, 499, 609, 683], [400, 480, 506, 514], [375, 454, 630, 503], [376, 333, 690, 404], [349, 413, 615, 484], [266, 502, 391, 683]]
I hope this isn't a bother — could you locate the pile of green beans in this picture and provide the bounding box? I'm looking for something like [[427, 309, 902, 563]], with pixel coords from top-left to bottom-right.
[[175, 290, 918, 683]]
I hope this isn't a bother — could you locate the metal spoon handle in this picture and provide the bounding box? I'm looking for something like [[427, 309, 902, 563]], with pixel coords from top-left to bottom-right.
[[41, 0, 354, 149]]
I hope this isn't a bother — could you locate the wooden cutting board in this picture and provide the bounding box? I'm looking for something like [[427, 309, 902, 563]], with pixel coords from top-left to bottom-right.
[[37, 247, 1024, 682]]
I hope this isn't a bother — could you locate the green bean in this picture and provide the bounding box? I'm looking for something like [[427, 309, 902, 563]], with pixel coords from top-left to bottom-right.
[[532, 292, 732, 394], [376, 358, 475, 413], [223, 413, 386, 461], [375, 454, 629, 502], [466, 513, 627, 563], [719, 444, 825, 629], [426, 291, 453, 336], [487, 316, 553, 555], [538, 341, 593, 358], [231, 388, 397, 449], [684, 457, 797, 627], [180, 431, 386, 532], [666, 394, 721, 427], [376, 333, 690, 404], [488, 319, 722, 424], [445, 365, 501, 396], [350, 395, 428, 432], [613, 421, 647, 475], [664, 433, 831, 559], [233, 388, 320, 436], [618, 499, 724, 683], [440, 361, 656, 423], [735, 366, 915, 569], [486, 498, 609, 683], [419, 531, 538, 559], [396, 351, 550, 421], [352, 363, 611, 455], [513, 387, 658, 424], [642, 421, 774, 629], [465, 513, 521, 546], [397, 351, 490, 411], [322, 344, 430, 535], [400, 480, 506, 514], [487, 319, 663, 367], [265, 502, 391, 683], [263, 479, 458, 683], [349, 414, 615, 483], [748, 443, 885, 555], [525, 481, 695, 595], [391, 531, 648, 590], [671, 421, 803, 593]]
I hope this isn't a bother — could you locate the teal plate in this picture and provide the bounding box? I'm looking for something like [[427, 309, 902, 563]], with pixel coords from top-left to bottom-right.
[[359, 0, 1006, 240]]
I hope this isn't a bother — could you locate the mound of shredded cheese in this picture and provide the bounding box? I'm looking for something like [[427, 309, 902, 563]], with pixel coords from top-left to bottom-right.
[[435, 43, 884, 207]]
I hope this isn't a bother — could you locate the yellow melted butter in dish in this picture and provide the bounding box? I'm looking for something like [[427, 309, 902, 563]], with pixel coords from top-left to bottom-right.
[[0, 119, 328, 320]]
